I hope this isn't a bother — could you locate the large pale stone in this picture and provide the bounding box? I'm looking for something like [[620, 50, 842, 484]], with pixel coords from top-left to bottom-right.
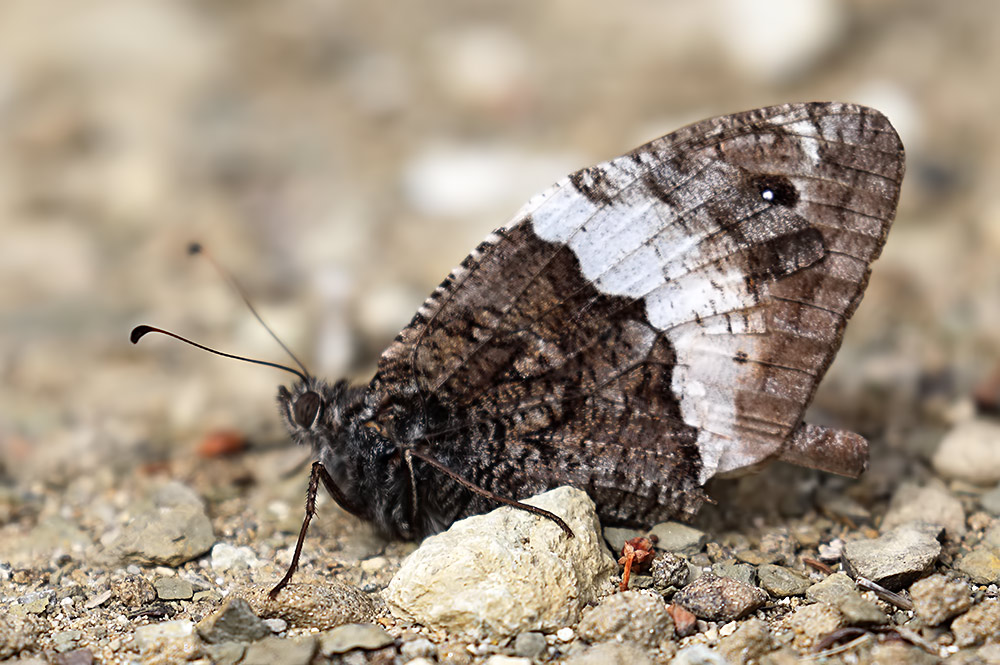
[[386, 486, 616, 639]]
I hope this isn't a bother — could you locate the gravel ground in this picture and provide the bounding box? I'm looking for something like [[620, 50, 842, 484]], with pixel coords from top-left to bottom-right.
[[3, 1, 1000, 663]]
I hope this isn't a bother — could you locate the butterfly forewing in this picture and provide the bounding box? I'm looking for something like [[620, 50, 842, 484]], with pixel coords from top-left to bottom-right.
[[369, 102, 904, 528]]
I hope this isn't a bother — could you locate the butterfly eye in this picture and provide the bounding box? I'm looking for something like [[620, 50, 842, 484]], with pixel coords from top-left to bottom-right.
[[293, 391, 323, 428], [752, 174, 799, 207]]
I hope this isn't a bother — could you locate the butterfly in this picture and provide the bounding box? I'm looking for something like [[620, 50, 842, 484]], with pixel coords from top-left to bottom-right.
[[134, 102, 904, 596]]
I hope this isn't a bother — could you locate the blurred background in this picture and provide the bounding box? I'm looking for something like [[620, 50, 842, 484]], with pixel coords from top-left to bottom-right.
[[1, 0, 998, 487]]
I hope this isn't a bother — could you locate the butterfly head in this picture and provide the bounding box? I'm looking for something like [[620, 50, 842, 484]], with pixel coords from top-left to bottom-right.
[[277, 379, 363, 449]]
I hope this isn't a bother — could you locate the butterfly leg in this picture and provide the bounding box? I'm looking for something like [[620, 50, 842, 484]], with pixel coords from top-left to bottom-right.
[[405, 449, 575, 537], [269, 461, 356, 598], [778, 423, 869, 478]]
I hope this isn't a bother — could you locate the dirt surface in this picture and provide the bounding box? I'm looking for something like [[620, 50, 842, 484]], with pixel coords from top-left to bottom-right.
[[3, 1, 1000, 663]]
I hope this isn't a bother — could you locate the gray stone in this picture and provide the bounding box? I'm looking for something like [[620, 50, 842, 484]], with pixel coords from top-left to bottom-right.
[[385, 487, 616, 639], [564, 641, 654, 665], [651, 551, 689, 594], [756, 564, 811, 597], [154, 577, 193, 600], [577, 590, 673, 647], [603, 526, 641, 554], [933, 419, 1000, 485], [717, 618, 773, 665], [842, 522, 942, 590], [673, 574, 768, 621], [240, 636, 318, 665], [980, 485, 1000, 515], [805, 572, 855, 604], [238, 582, 376, 630], [629, 574, 654, 589], [804, 572, 886, 625], [910, 574, 972, 625], [204, 642, 246, 665], [711, 561, 756, 586], [952, 598, 1000, 647], [955, 547, 1000, 584], [108, 481, 215, 566], [648, 521, 708, 555], [882, 481, 966, 538], [836, 593, 888, 625], [734, 549, 780, 565], [318, 623, 394, 655], [196, 597, 271, 644], [513, 632, 547, 659], [984, 521, 1000, 549]]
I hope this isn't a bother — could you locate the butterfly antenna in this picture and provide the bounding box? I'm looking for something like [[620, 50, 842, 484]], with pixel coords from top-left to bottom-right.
[[188, 242, 311, 380], [130, 325, 309, 383]]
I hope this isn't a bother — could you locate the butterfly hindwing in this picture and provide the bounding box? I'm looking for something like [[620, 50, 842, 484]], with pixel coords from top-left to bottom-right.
[[368, 102, 904, 527]]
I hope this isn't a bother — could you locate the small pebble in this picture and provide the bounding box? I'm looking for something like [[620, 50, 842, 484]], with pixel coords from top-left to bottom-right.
[[513, 632, 547, 659], [910, 574, 972, 625], [711, 561, 756, 586], [483, 656, 531, 665], [979, 485, 1000, 515], [756, 564, 812, 597], [133, 620, 194, 651], [262, 618, 287, 633], [952, 598, 1000, 647], [564, 641, 654, 665], [196, 597, 271, 644], [933, 419, 1000, 485], [842, 522, 942, 590], [556, 627, 575, 642], [318, 623, 394, 655], [805, 572, 886, 625], [671, 644, 728, 665], [717, 618, 773, 664], [154, 577, 193, 601], [782, 604, 843, 649], [672, 574, 767, 621], [577, 591, 674, 647], [400, 638, 436, 660], [651, 551, 689, 594], [240, 635, 318, 665], [210, 543, 260, 572], [649, 522, 708, 555], [954, 547, 1000, 585]]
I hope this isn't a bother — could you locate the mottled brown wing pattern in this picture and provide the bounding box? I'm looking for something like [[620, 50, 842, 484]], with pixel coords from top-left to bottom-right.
[[368, 102, 904, 527]]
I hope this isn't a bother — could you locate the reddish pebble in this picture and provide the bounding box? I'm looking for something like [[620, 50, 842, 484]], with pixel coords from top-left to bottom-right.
[[197, 429, 247, 458], [666, 604, 698, 637]]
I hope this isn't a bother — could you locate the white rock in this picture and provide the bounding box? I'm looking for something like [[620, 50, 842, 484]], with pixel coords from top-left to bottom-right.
[[933, 419, 1000, 485], [484, 656, 532, 665], [133, 620, 194, 651], [385, 487, 616, 639], [210, 543, 260, 572], [711, 0, 845, 82]]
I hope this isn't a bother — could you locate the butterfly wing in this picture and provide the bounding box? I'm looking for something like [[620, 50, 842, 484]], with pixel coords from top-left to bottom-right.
[[369, 102, 904, 526]]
